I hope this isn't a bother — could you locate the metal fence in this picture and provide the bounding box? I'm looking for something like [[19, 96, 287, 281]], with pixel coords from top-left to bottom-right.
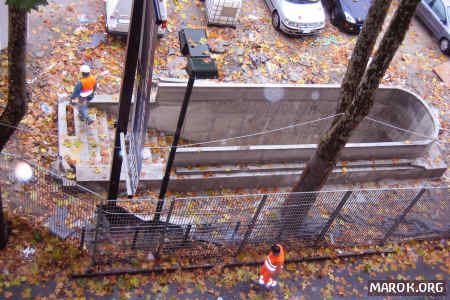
[[0, 152, 448, 268], [0, 152, 102, 248], [89, 186, 449, 265]]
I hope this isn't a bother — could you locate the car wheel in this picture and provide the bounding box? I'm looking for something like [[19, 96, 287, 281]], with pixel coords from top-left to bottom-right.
[[440, 38, 450, 55], [105, 21, 111, 34], [272, 11, 280, 31]]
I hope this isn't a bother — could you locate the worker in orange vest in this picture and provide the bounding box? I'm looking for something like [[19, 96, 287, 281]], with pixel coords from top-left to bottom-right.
[[70, 65, 97, 125], [259, 244, 285, 288]]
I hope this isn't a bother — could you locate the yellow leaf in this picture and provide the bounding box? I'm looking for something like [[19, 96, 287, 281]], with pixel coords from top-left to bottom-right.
[[286, 263, 296, 271]]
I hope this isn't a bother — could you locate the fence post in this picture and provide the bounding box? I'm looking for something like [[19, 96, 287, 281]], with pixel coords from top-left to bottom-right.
[[90, 204, 103, 266], [381, 188, 426, 245], [231, 221, 241, 240], [314, 191, 352, 247], [79, 226, 86, 251], [183, 225, 192, 244], [131, 228, 139, 250], [234, 194, 268, 257], [155, 199, 175, 258]]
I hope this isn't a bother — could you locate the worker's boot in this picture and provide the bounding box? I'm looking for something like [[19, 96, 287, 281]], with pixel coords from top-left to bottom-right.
[[266, 279, 277, 288]]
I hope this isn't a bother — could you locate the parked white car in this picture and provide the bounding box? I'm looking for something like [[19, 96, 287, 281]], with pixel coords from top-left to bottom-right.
[[105, 0, 167, 36], [263, 0, 326, 35]]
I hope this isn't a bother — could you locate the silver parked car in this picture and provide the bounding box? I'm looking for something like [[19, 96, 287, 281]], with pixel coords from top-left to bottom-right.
[[263, 0, 326, 35], [416, 0, 450, 54], [106, 0, 167, 36]]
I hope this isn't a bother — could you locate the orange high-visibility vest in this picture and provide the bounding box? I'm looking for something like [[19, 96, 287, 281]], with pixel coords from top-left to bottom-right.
[[80, 75, 96, 98], [263, 244, 285, 273]]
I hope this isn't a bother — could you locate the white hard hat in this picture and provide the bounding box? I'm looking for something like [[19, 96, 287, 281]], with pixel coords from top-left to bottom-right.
[[80, 65, 91, 73]]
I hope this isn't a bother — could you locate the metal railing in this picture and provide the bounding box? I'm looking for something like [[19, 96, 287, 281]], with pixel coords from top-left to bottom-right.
[[89, 186, 449, 265], [0, 152, 102, 248]]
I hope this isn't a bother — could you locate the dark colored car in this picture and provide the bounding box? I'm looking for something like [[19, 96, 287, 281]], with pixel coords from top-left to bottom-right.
[[416, 0, 450, 54], [323, 0, 371, 33]]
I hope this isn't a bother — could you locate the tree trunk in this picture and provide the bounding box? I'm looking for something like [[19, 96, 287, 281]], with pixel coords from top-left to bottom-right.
[[0, 6, 29, 150], [0, 6, 29, 249], [0, 185, 7, 249], [280, 0, 422, 237], [334, 0, 392, 118]]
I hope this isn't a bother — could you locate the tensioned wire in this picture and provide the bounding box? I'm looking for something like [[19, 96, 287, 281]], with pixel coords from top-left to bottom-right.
[[0, 111, 447, 152], [365, 117, 440, 140], [0, 114, 344, 144], [1, 114, 446, 214]]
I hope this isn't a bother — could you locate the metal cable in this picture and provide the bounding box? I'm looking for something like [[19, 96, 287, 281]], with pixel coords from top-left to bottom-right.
[[1, 112, 447, 152], [145, 113, 345, 149], [365, 117, 439, 140]]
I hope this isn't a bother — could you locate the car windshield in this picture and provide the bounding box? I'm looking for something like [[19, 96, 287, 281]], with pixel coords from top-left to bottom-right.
[[285, 0, 319, 4], [343, 0, 371, 14]]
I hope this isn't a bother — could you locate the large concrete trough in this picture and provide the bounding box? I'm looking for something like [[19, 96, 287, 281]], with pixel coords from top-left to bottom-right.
[[77, 82, 445, 191], [148, 82, 439, 166]]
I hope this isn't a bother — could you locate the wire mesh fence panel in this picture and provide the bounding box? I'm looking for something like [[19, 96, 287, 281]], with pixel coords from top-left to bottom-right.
[[2, 143, 448, 268], [90, 186, 449, 265], [89, 198, 163, 264], [238, 191, 348, 253], [0, 152, 101, 248], [158, 194, 265, 259], [89, 194, 262, 263], [390, 187, 449, 242], [325, 188, 422, 246]]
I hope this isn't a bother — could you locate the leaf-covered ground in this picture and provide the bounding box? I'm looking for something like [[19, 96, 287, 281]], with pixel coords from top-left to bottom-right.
[[0, 0, 448, 182], [0, 0, 449, 298], [0, 216, 449, 299]]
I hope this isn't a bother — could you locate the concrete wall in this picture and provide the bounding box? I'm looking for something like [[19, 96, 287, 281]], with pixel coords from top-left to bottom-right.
[[147, 83, 438, 165], [90, 83, 439, 165], [0, 2, 7, 50], [148, 83, 438, 146], [173, 142, 433, 166]]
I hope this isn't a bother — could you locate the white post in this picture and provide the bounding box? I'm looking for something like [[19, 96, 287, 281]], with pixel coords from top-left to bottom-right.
[[0, 1, 8, 50]]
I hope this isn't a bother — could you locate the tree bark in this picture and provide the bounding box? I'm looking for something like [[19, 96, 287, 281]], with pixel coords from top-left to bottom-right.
[[334, 0, 392, 121], [0, 6, 29, 249], [0, 6, 29, 151], [280, 0, 422, 237], [0, 185, 7, 249]]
